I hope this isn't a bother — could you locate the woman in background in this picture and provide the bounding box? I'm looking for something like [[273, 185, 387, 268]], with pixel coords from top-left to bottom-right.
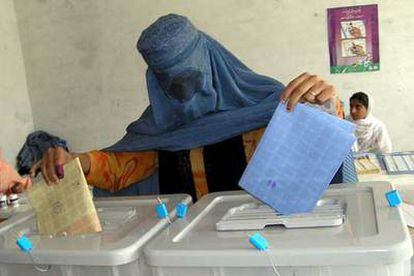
[[348, 92, 392, 153]]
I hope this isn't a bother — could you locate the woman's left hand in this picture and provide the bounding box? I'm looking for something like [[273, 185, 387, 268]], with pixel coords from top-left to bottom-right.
[[280, 73, 337, 111]]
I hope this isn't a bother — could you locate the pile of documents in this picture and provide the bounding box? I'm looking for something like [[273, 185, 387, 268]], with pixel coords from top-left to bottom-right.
[[379, 152, 414, 174], [354, 153, 381, 175]]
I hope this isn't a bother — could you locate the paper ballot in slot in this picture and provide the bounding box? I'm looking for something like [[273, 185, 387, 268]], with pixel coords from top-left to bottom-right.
[[27, 158, 102, 235], [239, 103, 355, 215]]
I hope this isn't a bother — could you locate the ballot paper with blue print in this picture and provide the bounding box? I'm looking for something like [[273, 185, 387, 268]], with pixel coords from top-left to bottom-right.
[[239, 102, 355, 215]]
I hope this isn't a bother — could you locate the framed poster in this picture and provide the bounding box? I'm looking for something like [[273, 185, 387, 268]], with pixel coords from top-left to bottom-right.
[[328, 4, 379, 74]]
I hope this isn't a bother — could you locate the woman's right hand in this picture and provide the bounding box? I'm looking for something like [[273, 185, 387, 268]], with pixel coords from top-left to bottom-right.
[[29, 147, 76, 185], [30, 147, 75, 185]]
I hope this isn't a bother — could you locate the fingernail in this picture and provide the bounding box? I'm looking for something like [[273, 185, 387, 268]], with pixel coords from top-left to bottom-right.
[[56, 165, 64, 179]]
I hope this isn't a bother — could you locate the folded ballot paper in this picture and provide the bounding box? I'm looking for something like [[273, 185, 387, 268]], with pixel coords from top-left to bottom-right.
[[239, 102, 356, 215], [27, 158, 102, 235]]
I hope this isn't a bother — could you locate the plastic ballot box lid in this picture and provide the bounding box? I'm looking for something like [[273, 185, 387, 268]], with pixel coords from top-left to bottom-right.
[[144, 183, 412, 269], [0, 194, 191, 266]]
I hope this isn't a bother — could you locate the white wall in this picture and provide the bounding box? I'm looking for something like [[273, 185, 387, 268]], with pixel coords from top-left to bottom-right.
[[13, 0, 414, 152], [0, 0, 34, 164]]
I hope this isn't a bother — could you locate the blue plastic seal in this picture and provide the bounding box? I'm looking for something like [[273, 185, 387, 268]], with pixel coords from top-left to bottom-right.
[[16, 235, 33, 253], [156, 202, 169, 219], [176, 202, 188, 218], [249, 233, 269, 251], [385, 189, 402, 207]]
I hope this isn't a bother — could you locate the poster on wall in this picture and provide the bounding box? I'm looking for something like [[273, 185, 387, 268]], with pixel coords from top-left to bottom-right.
[[328, 4, 379, 74]]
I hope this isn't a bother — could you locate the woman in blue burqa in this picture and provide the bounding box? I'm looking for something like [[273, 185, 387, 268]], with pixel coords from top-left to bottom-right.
[[32, 14, 356, 201]]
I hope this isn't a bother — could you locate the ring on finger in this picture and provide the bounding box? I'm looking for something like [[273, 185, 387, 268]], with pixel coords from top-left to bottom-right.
[[309, 91, 318, 96]]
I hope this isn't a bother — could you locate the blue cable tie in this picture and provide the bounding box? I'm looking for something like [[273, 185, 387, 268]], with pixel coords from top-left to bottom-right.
[[176, 202, 188, 218], [156, 202, 169, 218], [156, 197, 169, 219], [16, 235, 33, 253], [249, 233, 269, 251]]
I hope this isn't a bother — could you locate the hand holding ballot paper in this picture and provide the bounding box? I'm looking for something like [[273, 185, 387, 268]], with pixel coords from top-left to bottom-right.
[[27, 158, 101, 236], [239, 103, 356, 215]]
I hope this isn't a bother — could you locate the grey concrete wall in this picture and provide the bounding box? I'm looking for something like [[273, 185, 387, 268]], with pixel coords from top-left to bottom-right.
[[0, 0, 34, 164], [13, 0, 414, 152]]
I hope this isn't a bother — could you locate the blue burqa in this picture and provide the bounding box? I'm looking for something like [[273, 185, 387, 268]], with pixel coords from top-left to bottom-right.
[[106, 14, 284, 152]]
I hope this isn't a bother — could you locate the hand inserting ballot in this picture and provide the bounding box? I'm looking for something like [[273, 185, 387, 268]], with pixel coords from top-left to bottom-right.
[[30, 147, 91, 185], [280, 73, 337, 111]]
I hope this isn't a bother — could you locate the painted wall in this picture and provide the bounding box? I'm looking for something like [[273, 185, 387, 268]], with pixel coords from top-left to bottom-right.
[[13, 0, 414, 152], [0, 0, 33, 164]]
